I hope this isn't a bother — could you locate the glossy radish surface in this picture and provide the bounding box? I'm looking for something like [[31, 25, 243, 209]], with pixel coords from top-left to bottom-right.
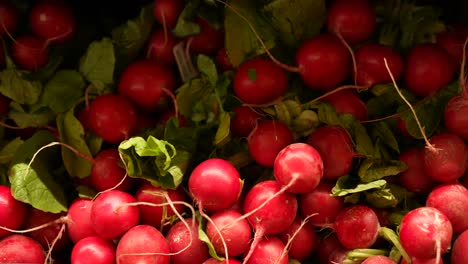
[[245, 237, 288, 264], [11, 35, 49, 71], [278, 217, 320, 262], [23, 208, 69, 251], [71, 236, 116, 264], [166, 219, 210, 264], [188, 17, 224, 55], [0, 234, 46, 263], [0, 0, 19, 36], [444, 94, 468, 140], [230, 106, 263, 138], [0, 186, 27, 238], [67, 198, 97, 243], [147, 29, 180, 65], [153, 0, 184, 29], [451, 229, 468, 264], [90, 148, 134, 192], [397, 147, 435, 194], [321, 89, 369, 121]]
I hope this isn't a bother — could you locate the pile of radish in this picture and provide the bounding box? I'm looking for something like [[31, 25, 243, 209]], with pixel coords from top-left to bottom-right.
[[1, 0, 468, 263]]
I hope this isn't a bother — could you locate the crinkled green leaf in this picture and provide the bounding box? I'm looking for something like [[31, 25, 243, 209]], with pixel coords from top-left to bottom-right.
[[0, 137, 24, 164], [164, 118, 200, 153], [197, 54, 218, 88], [176, 78, 218, 123], [370, 121, 400, 154], [0, 69, 42, 105], [160, 150, 191, 189], [173, 0, 201, 37], [332, 175, 387, 197], [358, 158, 407, 183], [8, 102, 55, 128], [314, 102, 343, 126], [214, 112, 231, 147], [79, 38, 115, 92], [365, 188, 400, 208], [197, 212, 225, 261]]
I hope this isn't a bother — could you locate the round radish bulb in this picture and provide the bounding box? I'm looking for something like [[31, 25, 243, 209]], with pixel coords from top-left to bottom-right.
[[451, 229, 468, 264], [0, 234, 45, 263], [404, 43, 455, 97], [135, 183, 187, 230], [296, 33, 351, 91], [188, 158, 242, 211], [354, 43, 404, 87], [0, 186, 27, 238], [87, 94, 137, 144], [71, 236, 116, 264], [188, 17, 224, 55], [248, 120, 294, 167], [399, 207, 452, 260], [153, 0, 184, 29], [147, 29, 180, 65], [233, 58, 288, 105], [423, 133, 468, 182], [116, 225, 170, 264], [362, 255, 397, 264], [206, 209, 251, 257], [306, 125, 355, 180], [317, 234, 345, 264], [278, 217, 320, 262], [321, 89, 368, 121], [436, 30, 467, 67], [67, 198, 97, 244], [273, 143, 324, 193], [166, 219, 210, 264], [90, 148, 134, 192], [203, 259, 242, 264], [230, 106, 263, 138], [299, 181, 345, 227], [334, 205, 380, 249], [216, 47, 234, 71], [118, 59, 177, 112], [327, 0, 376, 44], [397, 147, 435, 194], [0, 1, 18, 36], [29, 0, 76, 43], [444, 95, 468, 140], [245, 236, 288, 264], [426, 182, 468, 233], [11, 35, 49, 71], [91, 190, 140, 240], [401, 257, 445, 264]]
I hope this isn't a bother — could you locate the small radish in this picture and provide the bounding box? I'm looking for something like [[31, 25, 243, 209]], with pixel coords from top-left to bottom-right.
[[233, 58, 288, 105], [399, 207, 453, 261], [0, 0, 18, 36], [67, 198, 97, 244], [188, 158, 242, 212], [11, 35, 49, 71], [216, 47, 234, 72], [321, 89, 369, 121], [90, 148, 134, 192], [362, 255, 397, 264], [273, 142, 324, 193], [444, 94, 468, 141], [188, 17, 224, 56], [401, 257, 445, 264], [71, 236, 116, 264], [0, 234, 45, 263], [245, 236, 288, 264], [147, 29, 180, 65], [0, 185, 28, 238], [116, 225, 170, 264], [203, 258, 242, 264], [230, 106, 263, 138], [397, 147, 435, 194], [91, 190, 140, 240], [153, 0, 184, 29], [248, 120, 294, 167], [451, 229, 468, 264], [326, 0, 376, 44], [436, 29, 468, 67], [316, 234, 345, 264], [278, 217, 320, 262]]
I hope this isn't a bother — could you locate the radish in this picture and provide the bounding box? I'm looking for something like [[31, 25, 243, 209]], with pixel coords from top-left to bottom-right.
[[321, 89, 369, 121], [244, 236, 288, 264], [153, 0, 184, 29], [362, 255, 397, 264], [426, 182, 468, 233], [118, 59, 177, 112], [248, 120, 294, 167], [306, 125, 355, 180], [116, 224, 170, 264], [87, 94, 137, 144], [451, 229, 468, 264], [67, 198, 97, 243], [326, 0, 376, 44], [273, 142, 324, 193], [0, 0, 18, 36], [90, 148, 134, 192], [71, 236, 116, 264], [147, 29, 180, 65], [401, 257, 445, 264], [166, 218, 210, 264], [188, 158, 242, 211], [203, 259, 242, 264], [334, 204, 380, 249], [233, 58, 288, 105], [206, 209, 251, 257], [216, 47, 234, 72], [11, 35, 49, 71], [399, 207, 453, 262], [444, 94, 468, 141], [0, 185, 28, 238], [0, 234, 46, 263], [230, 106, 263, 138], [397, 147, 435, 194], [436, 29, 468, 67], [188, 17, 224, 56], [278, 217, 320, 262], [316, 234, 346, 264], [90, 190, 140, 240], [29, 0, 76, 43]]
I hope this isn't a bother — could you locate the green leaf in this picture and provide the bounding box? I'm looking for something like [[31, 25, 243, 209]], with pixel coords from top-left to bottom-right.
[[358, 158, 407, 183], [76, 185, 98, 199], [332, 175, 387, 197], [340, 114, 375, 157], [56, 109, 93, 178], [39, 70, 86, 113], [365, 188, 400, 208], [8, 103, 55, 128], [172, 0, 201, 37], [86, 132, 103, 156], [370, 121, 400, 154], [0, 138, 24, 164], [176, 78, 215, 121], [0, 69, 42, 105], [164, 118, 200, 153], [263, 0, 326, 47], [79, 38, 116, 92], [24, 52, 64, 82], [197, 212, 225, 261], [197, 54, 218, 88], [314, 102, 343, 126], [214, 112, 231, 147], [8, 131, 68, 213]]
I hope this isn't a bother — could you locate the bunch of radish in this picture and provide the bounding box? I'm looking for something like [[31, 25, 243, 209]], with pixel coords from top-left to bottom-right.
[[1, 0, 468, 263]]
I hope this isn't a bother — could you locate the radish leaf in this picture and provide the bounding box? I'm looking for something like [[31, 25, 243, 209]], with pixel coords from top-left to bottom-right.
[[79, 38, 115, 92], [332, 175, 387, 196], [8, 102, 55, 128], [0, 69, 42, 105]]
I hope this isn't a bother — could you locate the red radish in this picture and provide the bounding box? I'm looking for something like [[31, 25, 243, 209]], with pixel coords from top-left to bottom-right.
[[321, 89, 369, 121], [203, 259, 241, 264], [77, 106, 92, 133], [153, 0, 184, 29], [316, 234, 345, 264], [166, 218, 210, 264], [423, 132, 468, 182], [362, 255, 397, 264], [399, 207, 453, 261], [230, 106, 262, 138], [0, 185, 27, 238], [135, 183, 187, 230], [90, 190, 140, 240], [426, 182, 468, 233], [71, 236, 116, 264], [327, 0, 376, 44], [248, 120, 294, 167], [188, 158, 242, 211], [354, 43, 404, 87], [306, 125, 355, 180], [156, 108, 187, 128], [451, 229, 468, 264], [67, 198, 97, 243], [397, 147, 435, 194], [147, 29, 180, 65], [118, 59, 177, 112], [0, 0, 18, 36], [245, 236, 288, 264], [188, 17, 224, 56], [0, 234, 45, 263], [334, 204, 380, 249], [444, 94, 468, 140], [206, 209, 251, 257], [295, 33, 351, 91], [29, 0, 76, 43], [116, 225, 170, 264], [278, 217, 320, 262], [233, 58, 288, 105], [328, 247, 348, 264], [299, 181, 345, 227], [87, 94, 137, 144], [404, 43, 455, 97], [396, 117, 412, 138], [273, 142, 324, 193], [90, 148, 134, 192], [401, 257, 445, 264], [216, 47, 234, 71], [11, 35, 49, 71], [436, 30, 467, 67]]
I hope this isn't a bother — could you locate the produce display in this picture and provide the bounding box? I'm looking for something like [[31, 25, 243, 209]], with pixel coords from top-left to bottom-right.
[[0, 0, 468, 263]]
